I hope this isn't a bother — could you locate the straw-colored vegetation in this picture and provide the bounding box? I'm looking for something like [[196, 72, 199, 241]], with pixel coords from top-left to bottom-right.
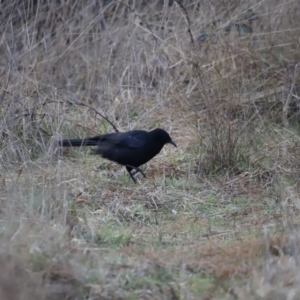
[[1, 0, 300, 299]]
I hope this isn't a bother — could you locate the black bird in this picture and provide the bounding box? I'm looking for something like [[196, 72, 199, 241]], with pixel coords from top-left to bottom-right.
[[58, 128, 176, 183]]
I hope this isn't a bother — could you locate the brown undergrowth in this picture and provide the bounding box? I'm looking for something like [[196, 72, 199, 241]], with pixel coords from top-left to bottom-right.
[[1, 0, 300, 299]]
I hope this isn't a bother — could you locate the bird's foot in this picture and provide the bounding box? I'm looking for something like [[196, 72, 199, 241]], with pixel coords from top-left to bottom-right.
[[126, 165, 146, 183]]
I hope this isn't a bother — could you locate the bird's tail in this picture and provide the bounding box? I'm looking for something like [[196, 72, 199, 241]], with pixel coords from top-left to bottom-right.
[[58, 138, 99, 147]]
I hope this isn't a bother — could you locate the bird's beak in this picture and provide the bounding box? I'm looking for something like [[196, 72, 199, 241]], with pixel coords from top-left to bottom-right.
[[169, 140, 177, 147]]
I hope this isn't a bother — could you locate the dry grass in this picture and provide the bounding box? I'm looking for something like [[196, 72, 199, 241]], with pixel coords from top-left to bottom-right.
[[1, 0, 300, 299]]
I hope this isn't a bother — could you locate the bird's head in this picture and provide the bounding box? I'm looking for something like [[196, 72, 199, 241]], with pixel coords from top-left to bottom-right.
[[152, 128, 177, 147]]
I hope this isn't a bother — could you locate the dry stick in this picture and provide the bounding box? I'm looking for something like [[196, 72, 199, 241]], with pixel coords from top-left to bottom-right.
[[46, 99, 119, 133], [0, 1, 17, 104], [173, 0, 194, 44], [116, 0, 194, 44], [263, 227, 272, 282], [115, 0, 159, 46], [52, 2, 110, 64], [282, 63, 299, 127], [4, 85, 119, 134]]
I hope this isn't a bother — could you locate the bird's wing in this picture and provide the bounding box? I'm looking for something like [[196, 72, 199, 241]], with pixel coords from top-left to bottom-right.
[[103, 130, 147, 148]]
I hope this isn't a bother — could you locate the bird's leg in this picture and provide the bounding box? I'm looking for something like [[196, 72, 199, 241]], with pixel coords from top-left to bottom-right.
[[126, 165, 146, 178], [125, 166, 137, 184], [125, 165, 146, 183], [131, 170, 139, 176], [128, 171, 137, 184]]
